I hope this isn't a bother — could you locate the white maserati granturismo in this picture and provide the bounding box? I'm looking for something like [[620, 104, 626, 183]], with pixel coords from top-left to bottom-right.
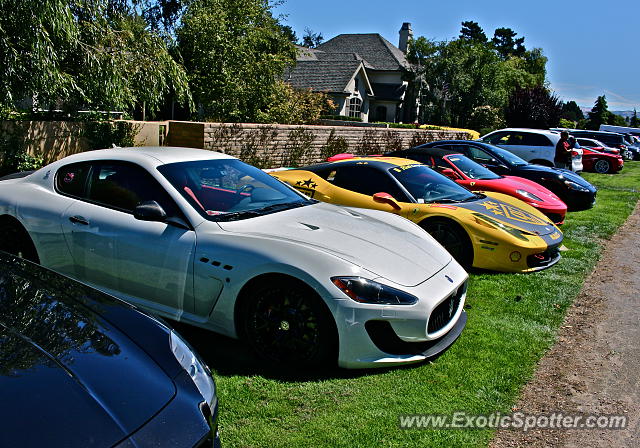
[[0, 147, 468, 368]]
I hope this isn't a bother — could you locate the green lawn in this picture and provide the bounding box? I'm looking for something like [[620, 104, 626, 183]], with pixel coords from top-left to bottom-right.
[[199, 163, 640, 447]]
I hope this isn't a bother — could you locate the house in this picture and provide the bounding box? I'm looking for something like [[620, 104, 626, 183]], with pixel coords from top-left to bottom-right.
[[285, 23, 417, 123]]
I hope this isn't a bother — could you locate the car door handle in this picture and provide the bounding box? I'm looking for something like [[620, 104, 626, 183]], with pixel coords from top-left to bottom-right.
[[69, 215, 89, 226]]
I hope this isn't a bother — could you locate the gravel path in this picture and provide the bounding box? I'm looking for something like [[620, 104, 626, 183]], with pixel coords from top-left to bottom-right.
[[490, 203, 640, 447]]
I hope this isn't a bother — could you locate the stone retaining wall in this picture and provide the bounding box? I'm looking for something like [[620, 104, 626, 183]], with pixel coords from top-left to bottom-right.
[[167, 121, 469, 168]]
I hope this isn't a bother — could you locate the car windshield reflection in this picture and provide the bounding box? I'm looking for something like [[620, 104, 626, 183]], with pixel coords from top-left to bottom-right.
[[446, 155, 501, 180], [158, 159, 313, 221], [389, 164, 477, 203]]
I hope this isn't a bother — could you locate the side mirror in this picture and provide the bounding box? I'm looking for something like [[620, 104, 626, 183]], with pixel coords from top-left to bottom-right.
[[440, 168, 459, 180], [134, 200, 167, 222], [373, 192, 402, 210]]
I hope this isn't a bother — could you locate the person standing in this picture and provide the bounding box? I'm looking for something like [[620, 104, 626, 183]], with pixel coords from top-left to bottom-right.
[[555, 131, 572, 169]]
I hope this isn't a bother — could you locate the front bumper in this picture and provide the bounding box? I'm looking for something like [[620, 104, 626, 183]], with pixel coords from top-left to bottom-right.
[[333, 260, 468, 368], [115, 371, 217, 448]]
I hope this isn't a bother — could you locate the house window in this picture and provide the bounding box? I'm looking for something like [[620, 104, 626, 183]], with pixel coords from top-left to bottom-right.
[[348, 97, 362, 118], [354, 78, 359, 91], [375, 106, 387, 122]]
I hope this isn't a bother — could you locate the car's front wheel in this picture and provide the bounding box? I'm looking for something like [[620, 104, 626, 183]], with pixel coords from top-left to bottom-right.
[[239, 277, 337, 367], [421, 218, 473, 269], [0, 219, 39, 263], [593, 159, 611, 174]]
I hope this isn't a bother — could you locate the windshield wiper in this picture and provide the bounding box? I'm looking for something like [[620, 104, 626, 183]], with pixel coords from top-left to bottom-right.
[[425, 198, 463, 204], [214, 210, 262, 221]]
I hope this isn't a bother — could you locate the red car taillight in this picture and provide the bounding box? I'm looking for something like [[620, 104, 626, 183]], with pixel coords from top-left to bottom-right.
[[571, 150, 579, 156]]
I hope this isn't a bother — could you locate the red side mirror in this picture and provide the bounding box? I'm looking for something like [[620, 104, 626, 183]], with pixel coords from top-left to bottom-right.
[[373, 192, 401, 210]]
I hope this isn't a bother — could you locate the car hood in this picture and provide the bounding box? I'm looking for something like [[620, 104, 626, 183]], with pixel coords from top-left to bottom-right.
[[217, 202, 452, 286], [516, 164, 596, 190], [0, 272, 176, 447], [454, 195, 557, 236]]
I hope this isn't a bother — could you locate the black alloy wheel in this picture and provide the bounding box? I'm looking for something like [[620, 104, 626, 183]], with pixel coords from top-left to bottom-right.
[[421, 219, 473, 269], [241, 279, 336, 366]]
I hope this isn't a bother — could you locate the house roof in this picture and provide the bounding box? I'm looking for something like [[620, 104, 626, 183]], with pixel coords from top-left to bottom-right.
[[285, 60, 370, 94], [316, 34, 409, 71]]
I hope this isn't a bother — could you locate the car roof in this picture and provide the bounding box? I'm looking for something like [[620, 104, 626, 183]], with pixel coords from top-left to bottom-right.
[[304, 156, 419, 172], [406, 146, 462, 157], [485, 128, 560, 137], [54, 146, 236, 167]]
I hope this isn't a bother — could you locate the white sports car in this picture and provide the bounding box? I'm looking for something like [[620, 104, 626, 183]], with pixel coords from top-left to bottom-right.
[[0, 147, 468, 368]]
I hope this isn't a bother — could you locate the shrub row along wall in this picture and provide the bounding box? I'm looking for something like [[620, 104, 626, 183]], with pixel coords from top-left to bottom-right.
[[167, 121, 469, 168]]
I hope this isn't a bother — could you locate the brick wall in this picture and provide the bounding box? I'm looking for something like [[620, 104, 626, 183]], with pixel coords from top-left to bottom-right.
[[169, 121, 469, 168]]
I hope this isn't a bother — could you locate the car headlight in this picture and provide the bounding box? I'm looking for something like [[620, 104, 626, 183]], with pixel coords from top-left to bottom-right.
[[564, 180, 589, 192], [170, 331, 216, 409], [516, 189, 542, 202], [331, 277, 418, 305]]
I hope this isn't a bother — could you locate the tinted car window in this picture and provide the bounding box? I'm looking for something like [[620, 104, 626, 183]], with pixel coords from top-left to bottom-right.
[[484, 132, 508, 145], [328, 165, 408, 200], [521, 133, 553, 146], [87, 162, 178, 215], [56, 162, 91, 198], [467, 146, 495, 163]]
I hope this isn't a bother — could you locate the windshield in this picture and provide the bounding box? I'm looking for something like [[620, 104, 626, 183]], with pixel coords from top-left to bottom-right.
[[445, 155, 501, 180], [389, 164, 477, 203], [482, 144, 528, 166], [158, 159, 312, 221]]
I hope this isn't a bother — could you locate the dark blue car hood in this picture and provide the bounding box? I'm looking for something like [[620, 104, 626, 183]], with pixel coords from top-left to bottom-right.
[[0, 264, 176, 447]]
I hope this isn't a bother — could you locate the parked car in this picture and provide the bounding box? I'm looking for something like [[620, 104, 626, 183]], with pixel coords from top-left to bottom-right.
[[575, 137, 620, 155], [0, 251, 219, 447], [412, 141, 597, 211], [579, 146, 624, 174], [0, 147, 468, 369], [556, 129, 639, 160], [384, 148, 567, 224], [271, 157, 564, 273], [480, 128, 583, 172]]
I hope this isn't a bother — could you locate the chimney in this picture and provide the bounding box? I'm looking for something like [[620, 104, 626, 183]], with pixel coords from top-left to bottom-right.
[[399, 22, 413, 53]]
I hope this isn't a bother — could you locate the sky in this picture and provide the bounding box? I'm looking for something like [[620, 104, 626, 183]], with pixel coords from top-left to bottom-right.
[[273, 0, 640, 111]]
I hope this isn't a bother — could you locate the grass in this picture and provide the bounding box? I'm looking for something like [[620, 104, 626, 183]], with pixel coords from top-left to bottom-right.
[[180, 163, 640, 447]]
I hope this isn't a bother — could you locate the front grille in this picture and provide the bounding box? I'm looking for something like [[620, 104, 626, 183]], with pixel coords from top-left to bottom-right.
[[427, 283, 465, 334], [526, 245, 560, 268]]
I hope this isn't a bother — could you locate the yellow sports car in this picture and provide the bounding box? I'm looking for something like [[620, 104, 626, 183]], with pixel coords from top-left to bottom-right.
[[271, 157, 563, 272]]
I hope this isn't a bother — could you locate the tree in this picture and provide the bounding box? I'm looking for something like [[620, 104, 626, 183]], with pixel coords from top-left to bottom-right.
[[587, 95, 610, 130], [505, 86, 562, 129], [407, 37, 505, 127], [631, 109, 639, 127], [459, 21, 487, 43], [256, 81, 334, 124], [608, 112, 627, 126], [177, 0, 297, 122], [0, 0, 191, 114], [279, 24, 298, 45], [301, 27, 324, 48], [492, 27, 526, 60], [561, 100, 584, 122]]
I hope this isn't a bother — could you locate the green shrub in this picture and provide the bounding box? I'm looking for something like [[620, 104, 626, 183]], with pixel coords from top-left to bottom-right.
[[319, 129, 349, 161], [83, 121, 138, 150], [320, 115, 363, 122]]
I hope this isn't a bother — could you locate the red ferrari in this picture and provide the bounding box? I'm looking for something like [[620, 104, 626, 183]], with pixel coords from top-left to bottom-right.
[[580, 147, 624, 174], [423, 151, 567, 224]]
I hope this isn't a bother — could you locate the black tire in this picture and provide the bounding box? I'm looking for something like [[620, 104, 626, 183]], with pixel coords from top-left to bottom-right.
[[238, 278, 337, 367], [593, 159, 611, 174], [0, 220, 39, 263], [421, 218, 473, 269]]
